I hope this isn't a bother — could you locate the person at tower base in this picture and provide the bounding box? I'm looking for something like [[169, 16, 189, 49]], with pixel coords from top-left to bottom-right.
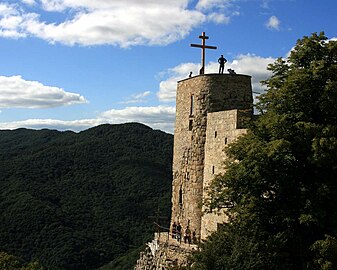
[[171, 222, 177, 239], [218, 55, 227, 74], [184, 226, 191, 244], [176, 223, 182, 242]]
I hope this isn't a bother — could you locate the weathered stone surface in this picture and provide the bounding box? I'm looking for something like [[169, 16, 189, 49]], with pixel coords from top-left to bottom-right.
[[201, 110, 248, 239], [135, 73, 253, 269], [134, 234, 196, 270], [171, 73, 252, 240]]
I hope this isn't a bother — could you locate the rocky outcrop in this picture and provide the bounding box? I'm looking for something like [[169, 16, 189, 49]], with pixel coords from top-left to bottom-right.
[[134, 234, 197, 270]]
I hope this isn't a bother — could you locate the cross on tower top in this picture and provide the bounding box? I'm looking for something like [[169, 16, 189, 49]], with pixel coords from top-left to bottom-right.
[[190, 31, 217, 74]]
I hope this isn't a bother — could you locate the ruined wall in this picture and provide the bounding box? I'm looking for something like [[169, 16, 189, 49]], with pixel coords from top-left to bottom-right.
[[171, 74, 252, 240], [200, 110, 248, 239]]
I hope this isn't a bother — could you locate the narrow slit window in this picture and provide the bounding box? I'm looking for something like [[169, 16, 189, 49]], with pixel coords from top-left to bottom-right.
[[212, 166, 215, 174], [190, 95, 194, 116], [225, 137, 228, 145], [215, 131, 217, 138], [189, 120, 193, 131]]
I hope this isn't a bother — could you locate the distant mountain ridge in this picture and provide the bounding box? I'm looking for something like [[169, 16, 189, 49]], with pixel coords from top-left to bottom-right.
[[0, 123, 173, 270]]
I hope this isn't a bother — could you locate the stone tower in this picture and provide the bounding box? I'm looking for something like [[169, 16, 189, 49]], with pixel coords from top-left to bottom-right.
[[135, 73, 254, 270], [170, 73, 253, 240]]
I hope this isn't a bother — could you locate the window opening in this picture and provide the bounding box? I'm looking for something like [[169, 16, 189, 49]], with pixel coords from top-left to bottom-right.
[[225, 137, 228, 144], [190, 95, 194, 116], [215, 131, 217, 138], [189, 120, 193, 131]]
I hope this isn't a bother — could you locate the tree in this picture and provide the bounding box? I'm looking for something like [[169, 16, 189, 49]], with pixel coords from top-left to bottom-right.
[[192, 32, 337, 269], [0, 252, 22, 270], [0, 123, 173, 270], [0, 252, 46, 270]]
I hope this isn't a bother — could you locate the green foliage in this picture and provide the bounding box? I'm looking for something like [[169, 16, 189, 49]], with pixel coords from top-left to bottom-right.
[[98, 245, 145, 270], [0, 123, 173, 270], [0, 252, 22, 270], [193, 32, 337, 269], [0, 252, 46, 270], [311, 235, 337, 270]]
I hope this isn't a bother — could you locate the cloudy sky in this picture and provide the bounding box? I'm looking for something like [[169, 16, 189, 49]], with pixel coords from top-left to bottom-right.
[[0, 0, 336, 133]]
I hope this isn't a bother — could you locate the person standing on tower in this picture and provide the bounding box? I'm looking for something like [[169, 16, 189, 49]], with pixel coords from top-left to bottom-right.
[[218, 55, 227, 74]]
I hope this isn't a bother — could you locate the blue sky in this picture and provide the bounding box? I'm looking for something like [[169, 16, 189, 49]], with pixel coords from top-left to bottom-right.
[[0, 0, 336, 133]]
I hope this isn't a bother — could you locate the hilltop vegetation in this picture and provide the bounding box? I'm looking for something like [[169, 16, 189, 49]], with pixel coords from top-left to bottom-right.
[[0, 123, 173, 270]]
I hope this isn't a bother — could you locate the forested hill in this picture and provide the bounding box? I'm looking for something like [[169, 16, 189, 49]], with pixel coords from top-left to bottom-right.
[[0, 123, 173, 270]]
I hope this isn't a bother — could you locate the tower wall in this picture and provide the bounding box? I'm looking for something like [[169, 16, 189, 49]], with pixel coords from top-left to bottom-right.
[[201, 110, 247, 239], [171, 74, 252, 239]]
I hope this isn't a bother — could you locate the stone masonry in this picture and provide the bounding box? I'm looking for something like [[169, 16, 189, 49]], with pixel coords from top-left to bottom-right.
[[135, 73, 253, 270], [171, 73, 253, 240], [200, 110, 248, 239]]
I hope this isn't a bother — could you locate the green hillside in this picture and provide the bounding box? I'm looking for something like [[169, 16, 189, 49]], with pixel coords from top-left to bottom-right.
[[0, 123, 173, 270]]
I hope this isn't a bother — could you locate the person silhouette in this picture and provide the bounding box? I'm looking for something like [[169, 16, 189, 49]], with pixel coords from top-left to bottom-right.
[[218, 55, 227, 74]]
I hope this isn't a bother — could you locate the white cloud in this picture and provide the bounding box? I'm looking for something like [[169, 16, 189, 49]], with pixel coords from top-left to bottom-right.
[[0, 75, 87, 109], [38, 0, 190, 12], [0, 3, 15, 15], [103, 105, 175, 134], [0, 3, 27, 38], [22, 0, 36, 5], [0, 105, 176, 133], [229, 54, 275, 93], [119, 91, 151, 104], [0, 0, 242, 47], [207, 12, 230, 24], [34, 8, 203, 47], [196, 0, 232, 11], [0, 1, 206, 47], [157, 62, 200, 102], [101, 105, 175, 125], [196, 0, 234, 25], [266, 15, 280, 31]]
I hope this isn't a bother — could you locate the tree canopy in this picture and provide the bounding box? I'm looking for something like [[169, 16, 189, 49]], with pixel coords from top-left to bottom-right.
[[192, 32, 337, 269]]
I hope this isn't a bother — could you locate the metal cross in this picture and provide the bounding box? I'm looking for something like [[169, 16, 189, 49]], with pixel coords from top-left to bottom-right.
[[190, 32, 217, 74]]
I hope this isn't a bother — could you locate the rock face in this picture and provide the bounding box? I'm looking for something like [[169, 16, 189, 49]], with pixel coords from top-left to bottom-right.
[[135, 73, 253, 269], [134, 234, 196, 270]]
